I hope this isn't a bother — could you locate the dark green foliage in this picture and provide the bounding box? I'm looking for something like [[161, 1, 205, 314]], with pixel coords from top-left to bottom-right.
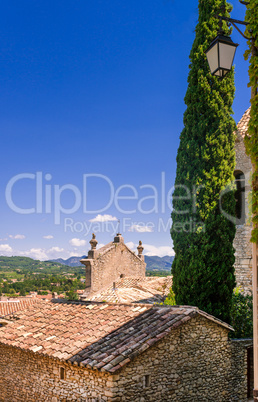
[[19, 289, 26, 296], [171, 0, 236, 323], [65, 290, 79, 301], [230, 288, 253, 339]]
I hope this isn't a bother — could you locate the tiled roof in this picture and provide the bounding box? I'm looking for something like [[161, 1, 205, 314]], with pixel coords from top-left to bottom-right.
[[0, 300, 233, 373], [236, 107, 251, 139], [0, 298, 42, 318], [35, 294, 53, 301], [83, 276, 173, 304]]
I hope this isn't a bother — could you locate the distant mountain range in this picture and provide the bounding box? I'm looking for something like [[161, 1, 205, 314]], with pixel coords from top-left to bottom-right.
[[144, 255, 174, 271], [49, 255, 174, 271], [48, 256, 87, 267]]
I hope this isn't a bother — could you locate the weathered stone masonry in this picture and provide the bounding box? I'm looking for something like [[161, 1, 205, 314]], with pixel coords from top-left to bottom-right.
[[233, 108, 253, 293], [0, 345, 112, 402], [111, 316, 248, 402], [81, 234, 146, 296]]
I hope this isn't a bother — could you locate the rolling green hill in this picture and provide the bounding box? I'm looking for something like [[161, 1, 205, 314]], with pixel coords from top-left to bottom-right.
[[0, 256, 83, 275]]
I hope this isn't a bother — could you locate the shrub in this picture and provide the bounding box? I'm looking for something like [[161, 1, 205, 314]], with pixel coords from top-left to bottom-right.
[[230, 287, 253, 338]]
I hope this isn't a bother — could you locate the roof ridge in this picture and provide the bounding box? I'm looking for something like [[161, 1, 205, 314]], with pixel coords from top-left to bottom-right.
[[51, 299, 154, 308]]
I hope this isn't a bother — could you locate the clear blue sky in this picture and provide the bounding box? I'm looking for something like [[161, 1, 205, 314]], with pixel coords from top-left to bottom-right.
[[0, 0, 251, 260]]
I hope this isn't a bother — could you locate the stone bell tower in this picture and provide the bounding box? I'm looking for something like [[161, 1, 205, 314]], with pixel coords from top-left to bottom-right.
[[80, 233, 146, 297]]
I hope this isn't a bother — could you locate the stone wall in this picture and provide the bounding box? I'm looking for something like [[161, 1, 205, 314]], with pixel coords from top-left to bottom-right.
[[230, 339, 254, 399], [234, 135, 253, 293], [84, 241, 146, 295], [111, 315, 248, 401], [0, 344, 112, 401]]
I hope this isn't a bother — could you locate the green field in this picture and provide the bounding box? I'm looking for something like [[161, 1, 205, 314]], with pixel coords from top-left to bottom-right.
[[0, 256, 85, 297]]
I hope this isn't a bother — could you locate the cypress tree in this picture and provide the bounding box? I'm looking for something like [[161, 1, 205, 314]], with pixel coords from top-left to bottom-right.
[[171, 0, 236, 323]]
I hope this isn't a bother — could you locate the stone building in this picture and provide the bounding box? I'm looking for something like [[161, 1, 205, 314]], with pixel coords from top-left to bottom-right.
[[80, 234, 146, 298], [0, 299, 252, 401], [233, 107, 252, 293], [79, 234, 173, 304]]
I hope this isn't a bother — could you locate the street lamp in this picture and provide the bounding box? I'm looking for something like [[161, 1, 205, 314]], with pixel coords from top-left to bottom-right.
[[206, 9, 258, 401], [205, 35, 238, 77]]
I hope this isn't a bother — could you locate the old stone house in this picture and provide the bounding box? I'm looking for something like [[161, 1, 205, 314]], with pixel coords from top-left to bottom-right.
[[0, 299, 252, 401], [233, 107, 252, 293], [80, 234, 146, 298]]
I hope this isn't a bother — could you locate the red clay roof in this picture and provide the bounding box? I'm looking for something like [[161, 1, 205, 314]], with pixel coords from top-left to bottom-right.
[[35, 294, 53, 300], [0, 298, 42, 317], [83, 276, 173, 304], [0, 300, 233, 373]]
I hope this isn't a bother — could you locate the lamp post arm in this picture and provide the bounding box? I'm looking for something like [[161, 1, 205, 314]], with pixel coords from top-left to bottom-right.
[[224, 17, 248, 26], [230, 21, 249, 40], [218, 15, 249, 39]]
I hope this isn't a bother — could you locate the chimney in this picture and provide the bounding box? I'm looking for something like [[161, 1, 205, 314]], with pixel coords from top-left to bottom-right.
[[114, 233, 124, 243]]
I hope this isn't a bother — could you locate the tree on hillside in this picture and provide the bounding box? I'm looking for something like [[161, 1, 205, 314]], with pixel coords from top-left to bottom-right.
[[171, 0, 236, 323], [19, 289, 26, 296]]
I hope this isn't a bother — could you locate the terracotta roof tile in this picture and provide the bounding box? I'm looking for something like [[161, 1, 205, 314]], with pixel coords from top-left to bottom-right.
[[83, 276, 173, 304], [236, 107, 251, 139], [0, 298, 44, 318], [0, 300, 233, 373]]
